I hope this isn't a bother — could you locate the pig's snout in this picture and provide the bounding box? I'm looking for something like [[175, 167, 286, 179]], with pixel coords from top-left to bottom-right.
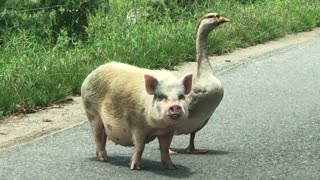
[[168, 105, 182, 119]]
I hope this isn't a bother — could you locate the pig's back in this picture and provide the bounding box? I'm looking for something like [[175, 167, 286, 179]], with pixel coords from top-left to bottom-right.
[[82, 62, 173, 99], [81, 62, 147, 146], [81, 62, 176, 146], [82, 62, 148, 114], [82, 62, 145, 103]]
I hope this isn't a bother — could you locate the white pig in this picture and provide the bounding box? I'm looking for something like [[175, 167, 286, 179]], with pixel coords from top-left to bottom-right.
[[81, 62, 192, 170]]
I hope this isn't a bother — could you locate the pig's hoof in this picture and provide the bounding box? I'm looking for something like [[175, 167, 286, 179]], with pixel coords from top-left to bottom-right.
[[162, 160, 177, 170], [130, 160, 142, 170], [186, 148, 208, 154], [96, 151, 108, 161], [169, 148, 178, 155], [97, 155, 108, 161]]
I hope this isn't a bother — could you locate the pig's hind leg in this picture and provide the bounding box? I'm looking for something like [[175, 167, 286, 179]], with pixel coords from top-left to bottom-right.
[[86, 110, 108, 161]]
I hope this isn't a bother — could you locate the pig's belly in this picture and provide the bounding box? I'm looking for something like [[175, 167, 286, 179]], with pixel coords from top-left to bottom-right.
[[103, 119, 134, 146]]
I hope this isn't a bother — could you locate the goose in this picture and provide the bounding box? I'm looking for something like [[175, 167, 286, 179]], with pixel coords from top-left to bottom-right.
[[172, 13, 229, 154]]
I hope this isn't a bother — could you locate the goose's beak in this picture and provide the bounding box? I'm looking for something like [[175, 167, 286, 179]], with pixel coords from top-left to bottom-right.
[[218, 17, 230, 23]]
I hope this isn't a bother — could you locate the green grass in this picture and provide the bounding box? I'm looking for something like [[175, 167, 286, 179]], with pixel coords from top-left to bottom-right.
[[1, 0, 320, 116]]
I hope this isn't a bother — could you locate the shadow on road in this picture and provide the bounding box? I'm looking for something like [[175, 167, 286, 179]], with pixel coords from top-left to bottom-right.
[[88, 156, 194, 178], [170, 148, 230, 155]]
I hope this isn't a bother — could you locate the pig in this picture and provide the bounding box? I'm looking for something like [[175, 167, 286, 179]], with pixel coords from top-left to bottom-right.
[[81, 62, 193, 170]]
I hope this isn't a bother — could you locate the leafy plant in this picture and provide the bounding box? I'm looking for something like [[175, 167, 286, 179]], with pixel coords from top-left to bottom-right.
[[0, 0, 320, 116]]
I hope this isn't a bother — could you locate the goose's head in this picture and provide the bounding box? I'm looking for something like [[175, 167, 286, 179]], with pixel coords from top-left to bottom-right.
[[196, 13, 230, 33]]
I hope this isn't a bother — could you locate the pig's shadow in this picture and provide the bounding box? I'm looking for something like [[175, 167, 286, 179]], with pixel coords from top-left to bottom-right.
[[170, 148, 230, 155], [89, 156, 193, 178]]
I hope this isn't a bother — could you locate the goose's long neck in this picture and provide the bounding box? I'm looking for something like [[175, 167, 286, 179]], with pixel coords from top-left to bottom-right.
[[196, 27, 213, 78]]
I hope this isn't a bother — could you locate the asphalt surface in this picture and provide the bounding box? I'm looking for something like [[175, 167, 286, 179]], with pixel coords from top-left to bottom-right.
[[1, 38, 320, 180]]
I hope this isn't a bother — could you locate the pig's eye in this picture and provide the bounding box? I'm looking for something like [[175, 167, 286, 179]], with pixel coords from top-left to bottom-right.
[[178, 94, 185, 100], [157, 94, 167, 101]]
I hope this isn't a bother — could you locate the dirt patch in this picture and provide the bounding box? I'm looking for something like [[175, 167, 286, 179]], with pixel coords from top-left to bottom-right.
[[0, 97, 86, 149], [1, 28, 319, 150]]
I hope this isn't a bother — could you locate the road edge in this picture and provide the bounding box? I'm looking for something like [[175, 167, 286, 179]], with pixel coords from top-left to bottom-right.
[[1, 27, 319, 151]]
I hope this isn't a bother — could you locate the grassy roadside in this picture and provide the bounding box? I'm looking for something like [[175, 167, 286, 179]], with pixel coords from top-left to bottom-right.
[[1, 0, 320, 116]]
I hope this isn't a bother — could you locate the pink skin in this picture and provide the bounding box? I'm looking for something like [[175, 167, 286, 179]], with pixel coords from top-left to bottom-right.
[[88, 115, 178, 170], [84, 73, 193, 170], [128, 127, 178, 170], [129, 137, 145, 170], [86, 94, 184, 170], [86, 111, 108, 161], [158, 131, 177, 170], [168, 105, 182, 119], [129, 108, 179, 170]]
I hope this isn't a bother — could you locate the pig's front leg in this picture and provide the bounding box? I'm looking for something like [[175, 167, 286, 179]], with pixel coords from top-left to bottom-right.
[[130, 130, 146, 170], [158, 131, 177, 170]]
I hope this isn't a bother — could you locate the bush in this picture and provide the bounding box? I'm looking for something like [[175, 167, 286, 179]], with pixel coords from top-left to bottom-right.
[[0, 0, 320, 115], [0, 0, 109, 46]]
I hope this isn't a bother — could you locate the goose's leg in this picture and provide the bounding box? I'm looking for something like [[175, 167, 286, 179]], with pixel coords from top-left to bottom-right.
[[186, 131, 207, 154]]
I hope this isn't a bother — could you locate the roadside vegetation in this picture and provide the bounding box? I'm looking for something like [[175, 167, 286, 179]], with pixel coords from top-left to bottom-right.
[[0, 0, 320, 117]]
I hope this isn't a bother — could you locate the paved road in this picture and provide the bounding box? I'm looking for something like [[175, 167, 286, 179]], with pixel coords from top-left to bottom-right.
[[1, 38, 320, 180]]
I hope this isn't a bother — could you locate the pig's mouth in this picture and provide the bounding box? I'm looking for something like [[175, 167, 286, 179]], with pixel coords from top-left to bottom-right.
[[169, 114, 182, 120]]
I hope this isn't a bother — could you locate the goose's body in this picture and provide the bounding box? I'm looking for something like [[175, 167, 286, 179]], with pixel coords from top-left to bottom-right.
[[173, 13, 229, 153], [176, 74, 223, 135]]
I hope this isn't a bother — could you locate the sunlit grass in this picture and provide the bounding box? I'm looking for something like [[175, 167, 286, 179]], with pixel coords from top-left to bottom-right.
[[0, 0, 320, 115]]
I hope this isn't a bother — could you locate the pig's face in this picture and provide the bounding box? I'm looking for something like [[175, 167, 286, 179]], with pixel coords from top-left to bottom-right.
[[144, 74, 193, 128]]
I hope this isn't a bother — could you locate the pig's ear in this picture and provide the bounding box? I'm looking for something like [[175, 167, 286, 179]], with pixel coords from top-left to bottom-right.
[[181, 74, 193, 94], [144, 74, 159, 95]]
